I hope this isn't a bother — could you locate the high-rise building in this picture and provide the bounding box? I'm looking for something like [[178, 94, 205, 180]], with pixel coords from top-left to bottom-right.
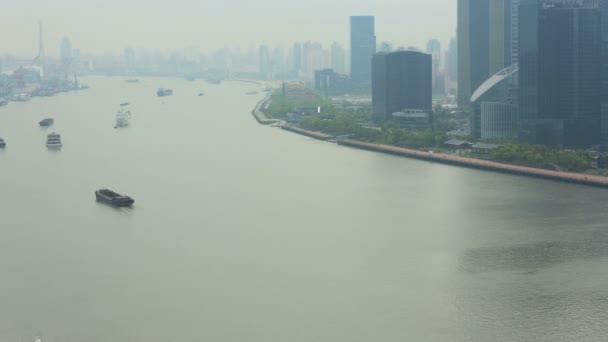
[[601, 0, 608, 147], [447, 37, 458, 93], [372, 51, 432, 121], [489, 0, 520, 74], [519, 0, 602, 146], [293, 42, 303, 76], [426, 39, 443, 94], [350, 16, 376, 89], [330, 42, 346, 74], [259, 45, 271, 76], [458, 0, 491, 108], [471, 64, 519, 140], [60, 36, 72, 61], [124, 48, 135, 70]]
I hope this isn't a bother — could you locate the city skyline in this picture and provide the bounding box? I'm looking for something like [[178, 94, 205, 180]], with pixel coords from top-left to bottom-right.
[[1, 0, 456, 57]]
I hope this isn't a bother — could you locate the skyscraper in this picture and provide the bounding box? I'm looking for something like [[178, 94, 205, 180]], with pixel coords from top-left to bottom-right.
[[292, 42, 303, 76], [350, 16, 376, 90], [259, 45, 271, 76], [489, 0, 520, 74], [447, 37, 458, 83], [519, 0, 602, 146], [60, 36, 72, 61], [457, 0, 491, 108], [372, 51, 432, 121], [426, 39, 442, 94], [601, 0, 608, 148], [330, 42, 346, 74]]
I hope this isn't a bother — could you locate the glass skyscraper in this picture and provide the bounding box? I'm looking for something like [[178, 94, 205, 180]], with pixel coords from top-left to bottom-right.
[[519, 0, 602, 147], [350, 16, 376, 91], [457, 0, 490, 108], [372, 51, 432, 122]]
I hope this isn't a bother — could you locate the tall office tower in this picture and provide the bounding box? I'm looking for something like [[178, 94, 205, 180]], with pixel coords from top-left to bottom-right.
[[330, 42, 346, 74], [601, 0, 608, 148], [292, 42, 303, 76], [60, 37, 72, 61], [519, 0, 602, 146], [350, 16, 376, 90], [457, 0, 491, 108], [510, 0, 521, 65], [447, 37, 458, 84], [272, 47, 285, 74], [426, 39, 442, 94], [447, 37, 458, 93], [372, 51, 432, 121], [124, 48, 135, 70], [258, 45, 271, 75], [489, 0, 520, 74]]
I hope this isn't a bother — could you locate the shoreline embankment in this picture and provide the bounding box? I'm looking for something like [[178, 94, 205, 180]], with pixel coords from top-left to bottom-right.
[[250, 98, 608, 188], [338, 140, 608, 188], [251, 96, 280, 125]]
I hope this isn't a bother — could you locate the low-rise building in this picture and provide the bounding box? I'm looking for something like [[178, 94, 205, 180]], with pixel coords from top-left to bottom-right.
[[391, 109, 431, 130], [443, 139, 472, 149], [471, 143, 503, 154]]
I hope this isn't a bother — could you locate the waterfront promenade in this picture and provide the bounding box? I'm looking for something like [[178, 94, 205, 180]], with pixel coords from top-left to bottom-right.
[[251, 97, 608, 188], [338, 140, 608, 188]]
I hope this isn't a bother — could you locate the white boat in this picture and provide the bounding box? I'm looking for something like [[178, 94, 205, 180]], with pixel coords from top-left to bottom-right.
[[115, 103, 131, 128], [46, 132, 62, 149]]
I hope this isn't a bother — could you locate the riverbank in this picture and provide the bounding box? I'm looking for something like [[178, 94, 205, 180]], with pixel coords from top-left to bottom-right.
[[339, 140, 608, 188], [250, 98, 608, 188], [251, 96, 280, 125]]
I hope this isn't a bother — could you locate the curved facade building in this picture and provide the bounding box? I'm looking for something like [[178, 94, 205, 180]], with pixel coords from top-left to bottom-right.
[[479, 102, 518, 140], [471, 64, 519, 140]]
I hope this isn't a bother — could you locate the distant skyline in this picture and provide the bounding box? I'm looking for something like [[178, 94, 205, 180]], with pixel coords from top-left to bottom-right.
[[1, 0, 456, 57]]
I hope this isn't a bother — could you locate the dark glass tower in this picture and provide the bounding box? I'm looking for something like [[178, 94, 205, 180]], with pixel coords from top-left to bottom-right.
[[292, 42, 303, 77], [372, 51, 432, 121], [519, 0, 602, 147], [350, 16, 376, 90], [601, 0, 608, 148], [457, 0, 491, 108]]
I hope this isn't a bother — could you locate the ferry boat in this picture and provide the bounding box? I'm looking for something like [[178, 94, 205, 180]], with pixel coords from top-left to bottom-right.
[[0, 138, 5, 148], [39, 118, 54, 127], [46, 132, 62, 149], [95, 189, 135, 207], [9, 93, 30, 101], [157, 88, 173, 97], [115, 103, 131, 128]]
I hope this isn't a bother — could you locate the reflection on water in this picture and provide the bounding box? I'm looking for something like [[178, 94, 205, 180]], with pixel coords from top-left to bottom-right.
[[460, 237, 608, 273], [1, 77, 608, 342]]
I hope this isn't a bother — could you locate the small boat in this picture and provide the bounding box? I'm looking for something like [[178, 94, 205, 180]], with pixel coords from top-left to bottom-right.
[[46, 132, 62, 149], [39, 118, 54, 127], [198, 92, 204, 96], [35, 336, 42, 342], [126, 79, 140, 83], [246, 91, 260, 95], [184, 76, 196, 81], [115, 103, 131, 128], [157, 88, 173, 97], [10, 93, 30, 101], [205, 78, 221, 85], [95, 189, 135, 207], [0, 99, 8, 106], [0, 138, 5, 148]]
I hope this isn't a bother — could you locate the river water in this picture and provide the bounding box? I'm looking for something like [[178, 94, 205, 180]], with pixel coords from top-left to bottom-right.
[[1, 77, 608, 342]]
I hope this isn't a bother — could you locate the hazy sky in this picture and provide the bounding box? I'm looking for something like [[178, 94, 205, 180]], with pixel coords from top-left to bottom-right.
[[1, 0, 456, 57]]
